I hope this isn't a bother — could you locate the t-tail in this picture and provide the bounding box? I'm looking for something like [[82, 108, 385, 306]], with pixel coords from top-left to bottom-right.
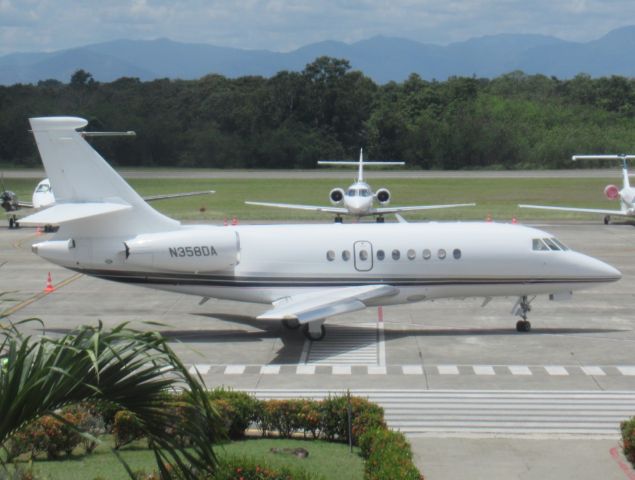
[[572, 154, 635, 191], [21, 117, 179, 237], [317, 148, 405, 182]]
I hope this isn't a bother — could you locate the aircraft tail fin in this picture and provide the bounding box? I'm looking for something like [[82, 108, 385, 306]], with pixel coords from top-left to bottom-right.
[[27, 117, 178, 235], [573, 154, 635, 189]]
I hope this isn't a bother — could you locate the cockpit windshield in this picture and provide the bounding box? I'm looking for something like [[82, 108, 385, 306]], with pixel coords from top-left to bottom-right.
[[347, 189, 357, 197], [36, 184, 50, 193], [359, 189, 371, 197], [532, 237, 570, 251]]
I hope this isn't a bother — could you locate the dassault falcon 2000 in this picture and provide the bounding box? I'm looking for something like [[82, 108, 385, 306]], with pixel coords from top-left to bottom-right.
[[22, 117, 620, 340], [246, 149, 475, 222]]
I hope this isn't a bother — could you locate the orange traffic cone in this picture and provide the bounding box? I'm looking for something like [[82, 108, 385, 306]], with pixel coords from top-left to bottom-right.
[[223, 217, 228, 226], [44, 272, 55, 293], [231, 216, 238, 225], [35, 226, 42, 236], [486, 213, 492, 222], [512, 216, 518, 224]]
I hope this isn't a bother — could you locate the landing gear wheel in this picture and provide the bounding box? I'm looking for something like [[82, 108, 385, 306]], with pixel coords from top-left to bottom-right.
[[604, 215, 611, 225], [516, 320, 532, 332], [303, 324, 326, 341], [334, 216, 343, 224], [376, 216, 385, 223], [8, 217, 14, 229], [282, 319, 300, 330]]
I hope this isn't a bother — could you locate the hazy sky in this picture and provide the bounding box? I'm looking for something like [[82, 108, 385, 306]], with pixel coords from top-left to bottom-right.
[[1, 0, 634, 55]]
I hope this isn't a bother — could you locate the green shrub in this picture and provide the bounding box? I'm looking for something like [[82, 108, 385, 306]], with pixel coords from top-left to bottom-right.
[[297, 400, 321, 439], [209, 388, 259, 439], [621, 417, 635, 467], [360, 428, 423, 480], [112, 410, 145, 449], [214, 455, 316, 480], [318, 396, 349, 441], [265, 400, 304, 439]]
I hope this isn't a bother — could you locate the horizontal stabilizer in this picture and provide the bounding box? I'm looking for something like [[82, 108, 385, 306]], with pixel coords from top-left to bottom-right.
[[19, 203, 131, 225], [258, 284, 398, 323], [246, 201, 348, 214]]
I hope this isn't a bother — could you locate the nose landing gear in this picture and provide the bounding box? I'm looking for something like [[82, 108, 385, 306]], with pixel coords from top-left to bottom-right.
[[513, 295, 533, 332]]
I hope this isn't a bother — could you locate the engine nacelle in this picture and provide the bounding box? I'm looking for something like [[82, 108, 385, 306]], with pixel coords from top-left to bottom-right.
[[375, 188, 391, 205], [329, 188, 345, 205], [124, 229, 239, 273], [1, 190, 18, 212], [604, 184, 620, 200]]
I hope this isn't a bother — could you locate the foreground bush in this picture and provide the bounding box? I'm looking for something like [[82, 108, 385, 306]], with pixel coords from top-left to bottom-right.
[[214, 455, 316, 480], [360, 428, 423, 480], [622, 417, 635, 467], [209, 388, 259, 439]]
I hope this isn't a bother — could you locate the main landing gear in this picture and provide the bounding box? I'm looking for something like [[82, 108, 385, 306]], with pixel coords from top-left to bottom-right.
[[375, 215, 385, 223], [604, 215, 611, 225], [8, 215, 19, 229], [513, 295, 533, 332], [280, 319, 327, 341], [334, 215, 343, 223]]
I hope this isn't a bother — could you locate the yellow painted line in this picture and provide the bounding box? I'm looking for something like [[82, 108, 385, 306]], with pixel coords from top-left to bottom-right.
[[0, 272, 84, 318], [12, 232, 41, 250]]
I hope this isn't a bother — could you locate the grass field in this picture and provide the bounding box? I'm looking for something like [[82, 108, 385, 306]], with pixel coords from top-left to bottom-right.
[[15, 437, 363, 480], [3, 175, 624, 223]]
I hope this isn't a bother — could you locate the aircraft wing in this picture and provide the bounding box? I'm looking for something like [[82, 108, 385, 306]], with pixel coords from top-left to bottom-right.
[[373, 203, 476, 215], [246, 201, 349, 214], [258, 284, 398, 324], [518, 204, 630, 216], [143, 190, 214, 202]]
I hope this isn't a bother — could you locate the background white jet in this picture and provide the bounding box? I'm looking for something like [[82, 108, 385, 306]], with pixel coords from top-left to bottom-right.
[[519, 154, 635, 224], [246, 149, 475, 222]]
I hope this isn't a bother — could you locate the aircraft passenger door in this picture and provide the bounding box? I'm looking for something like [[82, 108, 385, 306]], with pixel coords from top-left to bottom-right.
[[354, 241, 373, 272]]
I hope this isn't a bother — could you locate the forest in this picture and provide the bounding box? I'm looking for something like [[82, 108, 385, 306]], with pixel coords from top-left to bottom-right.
[[1, 56, 635, 169]]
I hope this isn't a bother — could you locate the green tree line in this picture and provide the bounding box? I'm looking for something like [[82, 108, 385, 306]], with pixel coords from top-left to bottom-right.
[[1, 57, 635, 169]]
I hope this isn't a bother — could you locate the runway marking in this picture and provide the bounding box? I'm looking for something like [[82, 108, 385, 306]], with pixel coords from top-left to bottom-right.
[[473, 365, 495, 376], [0, 272, 83, 318], [368, 366, 387, 375], [243, 389, 635, 439], [582, 366, 606, 376], [545, 366, 569, 376], [438, 365, 459, 375], [296, 365, 315, 375], [260, 365, 280, 375], [509, 366, 532, 375], [190, 363, 635, 377], [332, 365, 352, 375], [301, 322, 381, 365], [224, 365, 246, 375], [188, 364, 211, 375], [402, 365, 424, 375]]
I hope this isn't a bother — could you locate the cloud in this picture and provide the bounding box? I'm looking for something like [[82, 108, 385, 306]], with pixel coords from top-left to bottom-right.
[[1, 0, 634, 55]]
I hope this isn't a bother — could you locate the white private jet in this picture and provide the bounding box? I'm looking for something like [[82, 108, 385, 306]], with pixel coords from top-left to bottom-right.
[[246, 149, 475, 222], [2, 178, 55, 229], [22, 117, 620, 341], [519, 154, 635, 225]]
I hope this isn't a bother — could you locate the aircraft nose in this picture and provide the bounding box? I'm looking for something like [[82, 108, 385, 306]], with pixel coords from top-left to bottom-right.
[[582, 255, 621, 282]]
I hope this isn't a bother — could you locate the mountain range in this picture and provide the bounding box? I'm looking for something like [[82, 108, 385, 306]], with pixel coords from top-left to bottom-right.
[[1, 26, 635, 85]]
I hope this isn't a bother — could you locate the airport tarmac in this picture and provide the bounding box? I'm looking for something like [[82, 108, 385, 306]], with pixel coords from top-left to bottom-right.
[[2, 220, 635, 479]]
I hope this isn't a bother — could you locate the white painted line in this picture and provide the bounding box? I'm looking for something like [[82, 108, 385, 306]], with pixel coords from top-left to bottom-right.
[[618, 366, 635, 376], [508, 366, 532, 376], [224, 365, 246, 375], [260, 365, 280, 375], [473, 365, 495, 376], [188, 364, 211, 375], [332, 365, 352, 375], [368, 366, 387, 375], [377, 318, 386, 367], [437, 365, 459, 375], [581, 366, 606, 376], [296, 365, 316, 375], [545, 366, 569, 376], [402, 365, 424, 375]]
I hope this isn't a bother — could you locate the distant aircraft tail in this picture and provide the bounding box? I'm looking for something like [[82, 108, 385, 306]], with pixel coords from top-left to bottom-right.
[[318, 148, 405, 183], [573, 154, 635, 190], [21, 117, 179, 236]]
